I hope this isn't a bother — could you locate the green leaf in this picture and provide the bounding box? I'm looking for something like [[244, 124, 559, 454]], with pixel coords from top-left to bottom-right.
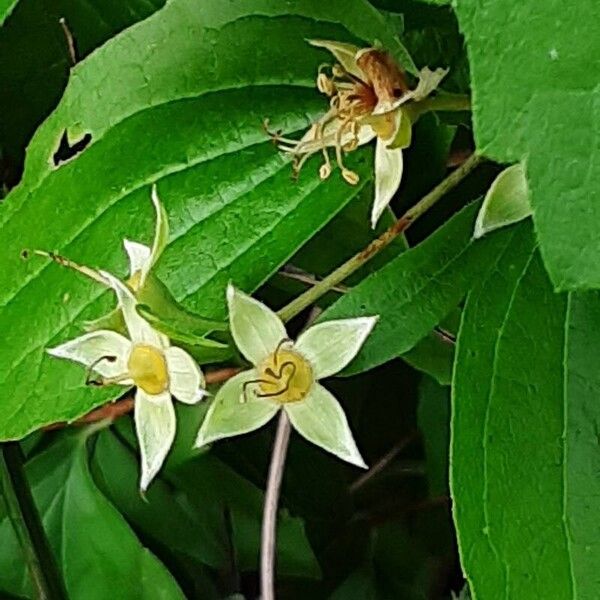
[[451, 222, 600, 598], [473, 162, 531, 238], [0, 0, 411, 439], [90, 427, 228, 569], [454, 0, 600, 289], [0, 431, 184, 599], [564, 291, 600, 593], [0, 0, 18, 25], [451, 225, 569, 597], [319, 202, 514, 375], [168, 439, 321, 578]]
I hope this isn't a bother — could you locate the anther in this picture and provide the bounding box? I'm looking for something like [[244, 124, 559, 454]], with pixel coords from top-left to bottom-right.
[[319, 162, 332, 180], [317, 73, 334, 96], [342, 169, 360, 185], [332, 64, 346, 78]]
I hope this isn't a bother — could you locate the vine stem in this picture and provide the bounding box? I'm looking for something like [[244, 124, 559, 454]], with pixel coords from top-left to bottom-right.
[[260, 411, 292, 600], [0, 443, 67, 599], [278, 152, 482, 322]]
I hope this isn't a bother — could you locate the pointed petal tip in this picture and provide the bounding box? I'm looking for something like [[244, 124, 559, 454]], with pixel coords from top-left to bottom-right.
[[352, 457, 368, 470], [360, 315, 379, 334], [226, 282, 238, 305], [45, 346, 60, 358], [151, 183, 160, 206], [194, 431, 209, 449], [195, 388, 210, 402]]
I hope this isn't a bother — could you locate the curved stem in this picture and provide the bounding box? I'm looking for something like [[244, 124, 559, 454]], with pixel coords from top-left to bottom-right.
[[0, 443, 67, 599], [408, 93, 471, 121], [260, 411, 291, 600], [278, 152, 482, 322]]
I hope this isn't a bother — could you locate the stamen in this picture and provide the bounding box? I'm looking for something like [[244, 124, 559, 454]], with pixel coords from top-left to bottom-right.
[[85, 355, 117, 387], [255, 362, 296, 398], [317, 72, 335, 96], [272, 338, 293, 367], [342, 169, 360, 185], [242, 377, 277, 403], [319, 161, 332, 180]]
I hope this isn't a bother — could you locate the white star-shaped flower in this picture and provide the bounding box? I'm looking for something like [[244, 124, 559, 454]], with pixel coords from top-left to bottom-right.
[[196, 285, 378, 468], [47, 273, 206, 491]]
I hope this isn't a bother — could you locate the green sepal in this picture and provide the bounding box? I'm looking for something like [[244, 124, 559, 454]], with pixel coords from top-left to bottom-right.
[[473, 162, 531, 239], [387, 109, 413, 150], [83, 306, 126, 335]]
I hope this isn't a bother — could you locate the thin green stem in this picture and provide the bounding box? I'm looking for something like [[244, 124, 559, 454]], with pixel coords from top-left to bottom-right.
[[278, 152, 482, 322], [417, 93, 471, 114], [402, 93, 471, 124], [0, 443, 67, 599]]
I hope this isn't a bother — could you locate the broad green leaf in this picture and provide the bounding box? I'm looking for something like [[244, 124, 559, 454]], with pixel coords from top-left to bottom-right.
[[0, 430, 184, 599], [320, 202, 514, 375], [0, 0, 412, 439], [473, 162, 531, 238], [0, 0, 165, 184], [454, 0, 600, 289], [451, 226, 570, 598], [451, 222, 600, 598]]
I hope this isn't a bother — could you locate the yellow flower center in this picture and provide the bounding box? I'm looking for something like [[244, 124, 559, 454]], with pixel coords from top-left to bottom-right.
[[128, 344, 169, 395], [257, 348, 313, 404]]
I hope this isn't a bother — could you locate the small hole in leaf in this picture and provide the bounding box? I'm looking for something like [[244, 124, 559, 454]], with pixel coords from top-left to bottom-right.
[[52, 130, 92, 166]]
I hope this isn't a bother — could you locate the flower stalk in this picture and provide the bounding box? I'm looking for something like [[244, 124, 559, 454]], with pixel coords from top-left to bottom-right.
[[260, 411, 292, 600], [278, 152, 482, 322]]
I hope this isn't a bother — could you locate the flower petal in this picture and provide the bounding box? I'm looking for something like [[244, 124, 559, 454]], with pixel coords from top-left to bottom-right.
[[285, 383, 366, 468], [371, 138, 403, 228], [165, 346, 206, 404], [195, 370, 279, 448], [123, 239, 151, 279], [295, 317, 378, 379], [135, 389, 176, 491], [412, 66, 448, 102], [100, 270, 168, 348], [307, 39, 363, 79], [47, 330, 132, 380], [227, 284, 287, 365]]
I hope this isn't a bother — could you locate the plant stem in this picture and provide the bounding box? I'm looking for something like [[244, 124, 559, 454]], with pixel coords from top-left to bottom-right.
[[278, 152, 482, 322], [415, 93, 471, 115], [260, 411, 291, 600], [0, 443, 67, 599]]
